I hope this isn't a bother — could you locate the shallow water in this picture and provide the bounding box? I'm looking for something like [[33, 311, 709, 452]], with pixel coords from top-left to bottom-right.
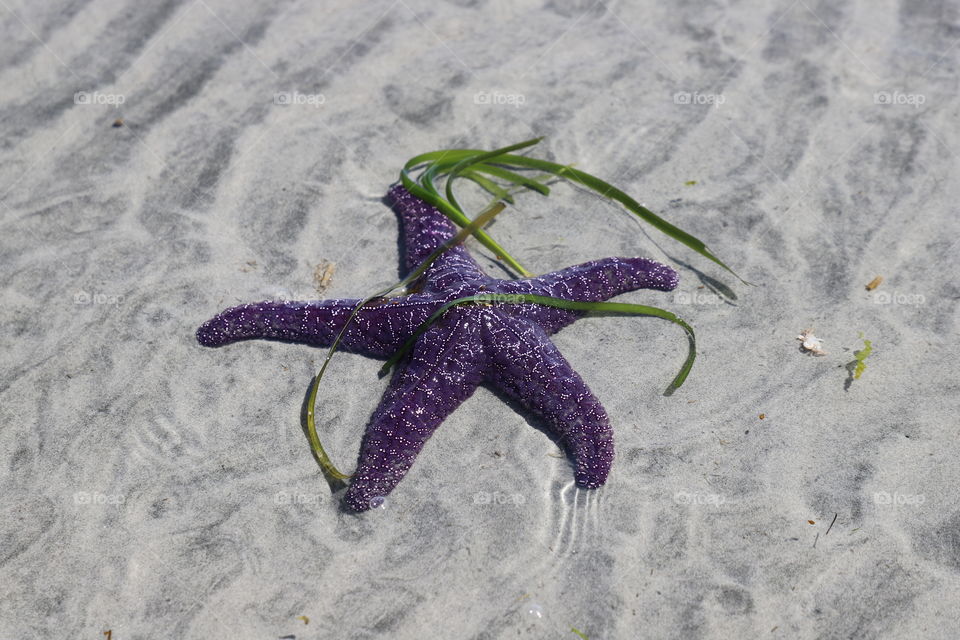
[[1, 0, 957, 638]]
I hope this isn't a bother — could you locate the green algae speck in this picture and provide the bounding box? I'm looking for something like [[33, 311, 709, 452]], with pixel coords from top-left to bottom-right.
[[853, 338, 873, 380]]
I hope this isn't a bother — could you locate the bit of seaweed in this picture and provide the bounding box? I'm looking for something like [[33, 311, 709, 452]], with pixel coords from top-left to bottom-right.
[[304, 139, 737, 480], [402, 137, 745, 283], [843, 335, 873, 391]]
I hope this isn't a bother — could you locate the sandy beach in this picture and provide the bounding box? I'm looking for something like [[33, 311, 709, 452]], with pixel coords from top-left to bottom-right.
[[1, 0, 958, 638]]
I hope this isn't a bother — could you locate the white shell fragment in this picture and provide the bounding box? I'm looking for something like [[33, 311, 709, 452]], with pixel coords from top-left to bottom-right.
[[796, 328, 828, 355]]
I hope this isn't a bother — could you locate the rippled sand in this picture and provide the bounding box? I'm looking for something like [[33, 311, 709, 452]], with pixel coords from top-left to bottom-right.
[[1, 1, 957, 638]]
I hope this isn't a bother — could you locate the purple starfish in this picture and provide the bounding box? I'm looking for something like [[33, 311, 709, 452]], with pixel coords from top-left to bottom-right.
[[197, 185, 679, 511]]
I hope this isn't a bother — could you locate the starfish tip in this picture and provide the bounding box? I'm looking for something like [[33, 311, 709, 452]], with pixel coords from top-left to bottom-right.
[[196, 322, 220, 347]]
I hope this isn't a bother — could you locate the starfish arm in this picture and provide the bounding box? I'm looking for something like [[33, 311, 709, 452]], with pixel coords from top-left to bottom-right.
[[494, 257, 679, 332], [389, 185, 485, 286], [501, 256, 678, 299], [345, 311, 485, 511], [484, 315, 614, 489], [390, 184, 460, 271], [195, 298, 437, 358]]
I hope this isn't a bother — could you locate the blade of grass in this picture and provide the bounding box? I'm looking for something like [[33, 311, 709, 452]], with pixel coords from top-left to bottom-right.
[[400, 170, 530, 276], [488, 155, 748, 284], [459, 169, 515, 205], [379, 293, 696, 395], [469, 163, 551, 195], [444, 138, 546, 213], [404, 143, 745, 284], [402, 143, 543, 276], [454, 165, 561, 212]]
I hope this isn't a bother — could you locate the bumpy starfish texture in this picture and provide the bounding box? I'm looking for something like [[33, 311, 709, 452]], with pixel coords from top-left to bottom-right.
[[197, 185, 679, 511]]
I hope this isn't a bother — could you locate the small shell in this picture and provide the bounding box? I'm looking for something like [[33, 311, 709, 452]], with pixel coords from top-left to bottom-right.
[[796, 328, 827, 355], [313, 260, 336, 295]]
